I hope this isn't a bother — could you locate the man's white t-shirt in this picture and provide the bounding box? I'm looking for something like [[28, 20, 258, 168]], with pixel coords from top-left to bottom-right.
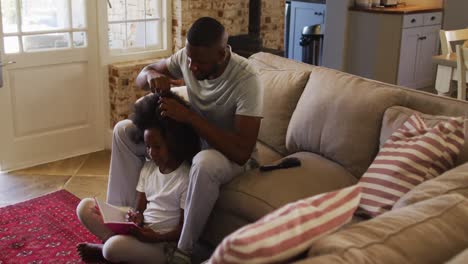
[[166, 47, 263, 149], [136, 160, 190, 232]]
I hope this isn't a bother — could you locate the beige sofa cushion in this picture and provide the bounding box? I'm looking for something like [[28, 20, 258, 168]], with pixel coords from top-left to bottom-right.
[[380, 106, 468, 165], [296, 194, 468, 264], [286, 68, 407, 177], [255, 141, 284, 166], [223, 152, 357, 212], [201, 152, 357, 246], [394, 162, 468, 209], [256, 70, 310, 154]]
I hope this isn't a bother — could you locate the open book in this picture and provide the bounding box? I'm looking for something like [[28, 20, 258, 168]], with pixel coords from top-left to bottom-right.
[[94, 198, 138, 235]]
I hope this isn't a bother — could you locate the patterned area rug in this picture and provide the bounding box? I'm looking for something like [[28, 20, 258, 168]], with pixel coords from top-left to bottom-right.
[[0, 190, 100, 263]]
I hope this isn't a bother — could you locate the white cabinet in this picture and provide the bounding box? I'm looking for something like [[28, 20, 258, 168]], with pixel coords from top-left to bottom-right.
[[397, 27, 421, 87], [288, 1, 326, 62], [347, 11, 442, 89], [397, 13, 442, 88]]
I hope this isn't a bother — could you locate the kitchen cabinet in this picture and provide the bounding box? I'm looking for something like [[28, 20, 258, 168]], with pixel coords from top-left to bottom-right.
[[288, 1, 326, 62], [397, 13, 441, 88], [346, 9, 442, 89]]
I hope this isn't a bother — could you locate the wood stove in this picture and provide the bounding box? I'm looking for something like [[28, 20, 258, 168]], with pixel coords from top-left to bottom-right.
[[228, 0, 283, 58]]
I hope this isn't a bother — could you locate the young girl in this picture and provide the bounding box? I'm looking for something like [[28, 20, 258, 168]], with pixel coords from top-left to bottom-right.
[[76, 93, 200, 263]]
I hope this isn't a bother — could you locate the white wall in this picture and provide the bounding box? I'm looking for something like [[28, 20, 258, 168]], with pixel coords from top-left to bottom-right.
[[322, 0, 354, 71]]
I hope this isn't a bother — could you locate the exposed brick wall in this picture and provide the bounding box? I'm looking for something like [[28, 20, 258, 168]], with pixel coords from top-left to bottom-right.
[[172, 0, 250, 51], [172, 0, 284, 51], [261, 0, 285, 50], [109, 0, 285, 128], [108, 59, 157, 127]]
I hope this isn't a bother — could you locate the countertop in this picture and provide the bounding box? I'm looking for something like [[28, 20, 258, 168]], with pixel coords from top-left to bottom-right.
[[350, 4, 443, 14], [289, 0, 326, 4]]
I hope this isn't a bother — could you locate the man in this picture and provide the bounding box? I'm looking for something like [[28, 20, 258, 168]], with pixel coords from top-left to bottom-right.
[[106, 17, 263, 263]]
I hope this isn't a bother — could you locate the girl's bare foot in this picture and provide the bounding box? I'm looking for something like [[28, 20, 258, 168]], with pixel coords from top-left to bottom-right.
[[76, 243, 105, 263]]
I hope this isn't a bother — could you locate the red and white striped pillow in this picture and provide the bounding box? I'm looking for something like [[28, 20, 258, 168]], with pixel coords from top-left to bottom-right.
[[208, 185, 362, 264], [358, 114, 465, 218]]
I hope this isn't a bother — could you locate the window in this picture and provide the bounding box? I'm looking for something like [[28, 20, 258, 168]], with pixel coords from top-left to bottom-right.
[[1, 0, 87, 54], [107, 0, 169, 56]]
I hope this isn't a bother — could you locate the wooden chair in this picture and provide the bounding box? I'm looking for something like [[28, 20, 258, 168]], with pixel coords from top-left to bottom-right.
[[455, 43, 468, 100], [440, 28, 468, 55]]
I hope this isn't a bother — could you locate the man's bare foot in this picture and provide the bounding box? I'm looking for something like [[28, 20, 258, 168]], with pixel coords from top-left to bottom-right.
[[77, 243, 105, 263]]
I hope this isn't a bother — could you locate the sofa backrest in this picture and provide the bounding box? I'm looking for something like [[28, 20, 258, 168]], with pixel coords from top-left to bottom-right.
[[286, 67, 468, 178], [250, 52, 468, 179]]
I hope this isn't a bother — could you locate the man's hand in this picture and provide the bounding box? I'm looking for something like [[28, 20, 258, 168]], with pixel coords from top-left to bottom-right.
[[128, 227, 160, 243], [158, 97, 193, 123], [147, 72, 171, 95]]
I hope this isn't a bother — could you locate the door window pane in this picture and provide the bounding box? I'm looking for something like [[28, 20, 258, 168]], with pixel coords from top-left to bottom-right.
[[73, 32, 87, 47], [21, 0, 69, 32], [72, 0, 86, 29], [1, 0, 87, 53], [23, 33, 70, 52], [1, 0, 18, 33], [4, 36, 19, 53]]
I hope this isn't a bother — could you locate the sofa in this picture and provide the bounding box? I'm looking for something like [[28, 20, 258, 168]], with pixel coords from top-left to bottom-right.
[[197, 52, 468, 263]]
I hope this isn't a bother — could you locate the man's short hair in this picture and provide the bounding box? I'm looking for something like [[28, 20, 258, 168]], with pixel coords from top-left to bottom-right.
[[187, 17, 225, 47]]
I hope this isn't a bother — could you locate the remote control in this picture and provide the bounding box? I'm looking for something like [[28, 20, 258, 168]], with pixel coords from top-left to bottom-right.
[[259, 157, 301, 172]]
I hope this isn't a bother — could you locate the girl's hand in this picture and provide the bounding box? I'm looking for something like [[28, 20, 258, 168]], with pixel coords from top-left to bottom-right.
[[126, 209, 143, 227], [128, 227, 160, 243]]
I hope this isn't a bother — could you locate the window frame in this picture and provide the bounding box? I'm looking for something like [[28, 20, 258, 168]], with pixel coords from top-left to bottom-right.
[[98, 0, 172, 64]]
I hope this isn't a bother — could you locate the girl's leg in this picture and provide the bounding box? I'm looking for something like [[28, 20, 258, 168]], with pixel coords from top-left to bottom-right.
[[76, 198, 114, 241], [103, 235, 169, 264]]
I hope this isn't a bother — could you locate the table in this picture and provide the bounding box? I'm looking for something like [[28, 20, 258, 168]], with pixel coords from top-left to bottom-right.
[[433, 53, 468, 96]]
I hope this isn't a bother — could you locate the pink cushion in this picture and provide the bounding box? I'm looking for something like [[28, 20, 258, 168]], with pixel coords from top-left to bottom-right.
[[358, 114, 465, 218], [208, 185, 362, 264]]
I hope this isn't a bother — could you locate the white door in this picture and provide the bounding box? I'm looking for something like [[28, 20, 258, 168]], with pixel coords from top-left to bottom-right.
[[0, 0, 103, 171]]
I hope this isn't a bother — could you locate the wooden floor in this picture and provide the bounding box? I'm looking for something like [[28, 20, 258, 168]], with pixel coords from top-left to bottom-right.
[[0, 150, 110, 208]]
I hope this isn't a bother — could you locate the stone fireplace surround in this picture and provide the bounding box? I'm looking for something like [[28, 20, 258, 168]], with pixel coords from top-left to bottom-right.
[[108, 0, 285, 128]]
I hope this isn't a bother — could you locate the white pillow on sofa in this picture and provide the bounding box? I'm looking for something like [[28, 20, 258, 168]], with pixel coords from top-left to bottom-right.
[[357, 114, 465, 218], [208, 185, 361, 264]]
